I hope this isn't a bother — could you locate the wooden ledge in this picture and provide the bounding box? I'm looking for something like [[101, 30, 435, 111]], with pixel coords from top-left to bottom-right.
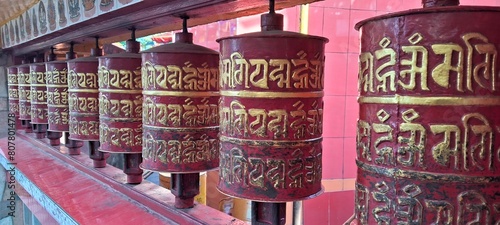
[[0, 131, 244, 225]]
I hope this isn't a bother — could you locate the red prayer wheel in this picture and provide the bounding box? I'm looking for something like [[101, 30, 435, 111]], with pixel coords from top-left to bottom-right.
[[46, 61, 70, 132], [30, 62, 49, 122], [98, 34, 143, 183], [67, 57, 100, 141], [18, 64, 32, 132], [354, 1, 500, 224], [7, 67, 20, 121], [141, 32, 220, 173], [98, 55, 142, 153], [217, 11, 328, 202]]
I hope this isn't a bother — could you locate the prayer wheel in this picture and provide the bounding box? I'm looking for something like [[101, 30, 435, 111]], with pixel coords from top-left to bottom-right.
[[7, 66, 22, 128], [141, 27, 219, 173], [217, 10, 327, 202], [18, 62, 32, 133], [98, 30, 143, 183], [46, 56, 69, 132], [141, 17, 219, 208], [67, 48, 100, 141], [68, 38, 107, 167], [30, 56, 48, 139], [46, 47, 68, 146], [354, 1, 500, 224]]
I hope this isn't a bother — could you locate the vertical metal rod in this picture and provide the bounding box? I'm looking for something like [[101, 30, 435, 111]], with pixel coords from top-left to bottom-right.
[[269, 0, 275, 13], [123, 154, 143, 184], [89, 141, 106, 168], [181, 15, 189, 33], [252, 202, 286, 225], [292, 201, 303, 225], [422, 0, 459, 7], [130, 27, 136, 40], [170, 173, 200, 208]]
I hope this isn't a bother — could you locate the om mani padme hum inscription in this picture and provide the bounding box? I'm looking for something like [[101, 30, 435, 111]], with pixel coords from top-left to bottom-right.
[[217, 24, 328, 202], [355, 6, 500, 224], [67, 57, 100, 141]]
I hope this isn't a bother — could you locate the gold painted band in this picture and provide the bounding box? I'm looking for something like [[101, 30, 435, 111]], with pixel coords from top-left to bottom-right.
[[99, 89, 143, 94], [68, 89, 99, 93], [142, 90, 219, 97], [220, 135, 322, 147], [30, 84, 48, 87], [46, 84, 69, 87], [69, 112, 99, 116], [357, 160, 500, 183], [99, 117, 142, 122], [47, 105, 69, 108], [359, 95, 500, 106], [221, 90, 324, 98], [143, 124, 219, 131]]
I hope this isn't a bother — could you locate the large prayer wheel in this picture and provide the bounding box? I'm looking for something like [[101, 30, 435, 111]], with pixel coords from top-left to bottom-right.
[[98, 34, 143, 183], [98, 54, 142, 153], [141, 31, 219, 173], [354, 1, 500, 224], [46, 61, 70, 132], [217, 11, 328, 202], [67, 56, 100, 141], [30, 62, 48, 124], [18, 64, 32, 127], [7, 67, 20, 119]]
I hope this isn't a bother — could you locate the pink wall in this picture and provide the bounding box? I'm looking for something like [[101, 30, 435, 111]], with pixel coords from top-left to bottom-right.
[[304, 0, 500, 224], [186, 0, 500, 224]]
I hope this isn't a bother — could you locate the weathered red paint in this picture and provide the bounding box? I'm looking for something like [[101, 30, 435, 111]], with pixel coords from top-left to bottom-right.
[[30, 62, 49, 139], [98, 53, 142, 153], [67, 57, 100, 141], [141, 32, 220, 173], [98, 38, 143, 183], [217, 12, 327, 202], [46, 61, 70, 132], [7, 66, 22, 129], [30, 63, 48, 124], [355, 4, 500, 224], [18, 64, 32, 123]]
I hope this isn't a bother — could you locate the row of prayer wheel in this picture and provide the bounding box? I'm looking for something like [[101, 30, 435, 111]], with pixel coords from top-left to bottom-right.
[[5, 3, 328, 213], [8, 0, 498, 223]]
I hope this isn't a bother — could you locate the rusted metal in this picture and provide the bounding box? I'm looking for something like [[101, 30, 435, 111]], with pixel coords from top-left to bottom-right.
[[216, 9, 327, 202], [355, 2, 500, 224], [141, 17, 220, 208], [68, 37, 106, 167], [18, 60, 32, 133], [7, 66, 22, 129], [30, 55, 48, 139], [98, 29, 143, 183]]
